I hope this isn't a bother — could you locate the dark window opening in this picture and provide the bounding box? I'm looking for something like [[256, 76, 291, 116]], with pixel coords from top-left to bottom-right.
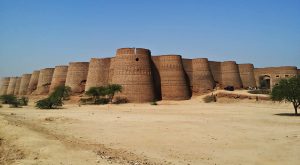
[[276, 75, 279, 78], [135, 58, 139, 61], [285, 75, 289, 77]]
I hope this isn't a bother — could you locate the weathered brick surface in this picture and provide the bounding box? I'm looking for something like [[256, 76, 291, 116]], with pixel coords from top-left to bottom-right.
[[65, 62, 89, 94], [35, 68, 54, 95], [27, 70, 40, 94], [0, 77, 10, 95], [49, 65, 68, 93], [19, 74, 32, 95]]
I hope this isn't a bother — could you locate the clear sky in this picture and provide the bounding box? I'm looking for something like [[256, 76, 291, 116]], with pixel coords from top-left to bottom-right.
[[0, 0, 299, 77]]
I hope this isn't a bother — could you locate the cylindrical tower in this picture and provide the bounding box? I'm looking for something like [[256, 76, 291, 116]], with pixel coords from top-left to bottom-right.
[[111, 48, 155, 102], [192, 58, 215, 94], [36, 68, 54, 95], [158, 55, 190, 100], [85, 58, 111, 91], [238, 64, 256, 88], [65, 62, 89, 94], [49, 65, 68, 93], [0, 77, 10, 95], [13, 77, 22, 95], [209, 61, 222, 84], [221, 61, 242, 88], [27, 70, 40, 94], [19, 74, 32, 95], [6, 77, 18, 95]]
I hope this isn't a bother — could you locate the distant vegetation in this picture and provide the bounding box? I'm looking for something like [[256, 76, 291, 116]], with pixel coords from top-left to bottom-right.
[[0, 94, 29, 108], [36, 85, 71, 109], [271, 75, 300, 115], [83, 84, 123, 105], [248, 89, 270, 95]]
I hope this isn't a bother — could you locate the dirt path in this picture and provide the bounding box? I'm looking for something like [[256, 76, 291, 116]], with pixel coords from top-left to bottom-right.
[[0, 112, 163, 165]]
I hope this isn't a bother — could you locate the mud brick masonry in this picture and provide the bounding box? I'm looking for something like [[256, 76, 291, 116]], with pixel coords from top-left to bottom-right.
[[1, 48, 299, 102]]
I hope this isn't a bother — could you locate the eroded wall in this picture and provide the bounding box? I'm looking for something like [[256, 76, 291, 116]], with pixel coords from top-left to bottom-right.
[[19, 74, 32, 95], [65, 62, 89, 94], [27, 70, 40, 94], [49, 65, 68, 93], [35, 68, 54, 95]]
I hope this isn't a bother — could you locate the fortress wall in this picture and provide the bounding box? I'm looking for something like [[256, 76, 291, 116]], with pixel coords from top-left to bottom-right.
[[221, 61, 243, 88], [36, 68, 54, 95], [13, 77, 22, 95], [238, 63, 256, 88], [19, 74, 32, 95], [151, 56, 162, 100], [65, 62, 89, 94], [49, 65, 69, 93], [192, 58, 215, 94], [0, 77, 10, 95], [108, 57, 115, 84], [85, 58, 111, 91], [158, 55, 190, 100], [111, 48, 155, 102], [208, 61, 221, 84], [6, 77, 18, 95], [27, 70, 40, 94], [182, 59, 193, 90], [254, 66, 298, 88], [298, 69, 300, 75]]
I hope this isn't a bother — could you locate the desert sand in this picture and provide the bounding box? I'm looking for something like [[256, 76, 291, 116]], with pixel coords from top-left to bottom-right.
[[0, 94, 299, 165]]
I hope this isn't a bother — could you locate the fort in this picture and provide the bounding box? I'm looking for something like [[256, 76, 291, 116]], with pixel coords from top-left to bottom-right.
[[0, 48, 299, 102]]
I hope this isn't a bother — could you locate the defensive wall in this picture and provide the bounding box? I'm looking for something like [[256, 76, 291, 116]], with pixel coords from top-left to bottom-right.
[[1, 48, 298, 102]]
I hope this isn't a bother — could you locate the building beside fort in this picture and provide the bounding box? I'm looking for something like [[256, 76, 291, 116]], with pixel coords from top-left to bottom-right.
[[0, 48, 299, 102]]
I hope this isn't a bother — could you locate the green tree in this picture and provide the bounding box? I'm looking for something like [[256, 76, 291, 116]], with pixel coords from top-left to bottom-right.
[[85, 86, 106, 103], [271, 75, 300, 115], [36, 85, 71, 109], [0, 94, 20, 107], [106, 84, 122, 103]]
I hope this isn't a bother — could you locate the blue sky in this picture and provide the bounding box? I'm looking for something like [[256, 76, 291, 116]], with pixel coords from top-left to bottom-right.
[[0, 0, 299, 77]]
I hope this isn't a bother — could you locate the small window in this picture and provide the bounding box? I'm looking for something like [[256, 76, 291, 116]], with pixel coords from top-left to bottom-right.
[[276, 75, 279, 78], [285, 75, 289, 77], [135, 58, 139, 61]]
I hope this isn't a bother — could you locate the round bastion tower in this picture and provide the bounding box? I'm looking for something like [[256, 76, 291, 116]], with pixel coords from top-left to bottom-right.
[[111, 48, 155, 102]]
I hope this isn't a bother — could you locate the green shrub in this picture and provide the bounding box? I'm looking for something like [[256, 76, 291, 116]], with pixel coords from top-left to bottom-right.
[[203, 94, 217, 103], [35, 85, 70, 109], [248, 89, 270, 95], [0, 104, 2, 108], [150, 101, 158, 105], [18, 97, 29, 106], [0, 95, 21, 107], [94, 98, 109, 105]]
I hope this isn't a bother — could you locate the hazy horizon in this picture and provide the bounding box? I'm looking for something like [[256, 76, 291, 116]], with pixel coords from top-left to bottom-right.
[[1, 0, 299, 77]]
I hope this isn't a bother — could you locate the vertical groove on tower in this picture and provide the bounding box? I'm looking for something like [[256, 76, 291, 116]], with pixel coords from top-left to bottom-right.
[[19, 74, 32, 95], [49, 65, 68, 93], [85, 58, 111, 91], [13, 77, 22, 95], [192, 58, 215, 94], [65, 62, 89, 94], [7, 77, 18, 95], [27, 70, 40, 94], [111, 48, 155, 102], [158, 55, 190, 100]]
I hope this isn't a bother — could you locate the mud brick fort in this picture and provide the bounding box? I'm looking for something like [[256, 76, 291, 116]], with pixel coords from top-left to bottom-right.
[[1, 48, 299, 102]]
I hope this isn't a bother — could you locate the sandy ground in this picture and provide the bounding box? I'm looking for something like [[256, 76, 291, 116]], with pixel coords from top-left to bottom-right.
[[0, 94, 299, 165]]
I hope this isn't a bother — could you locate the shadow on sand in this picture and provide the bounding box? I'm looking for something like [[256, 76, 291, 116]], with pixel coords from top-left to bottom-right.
[[274, 113, 300, 117]]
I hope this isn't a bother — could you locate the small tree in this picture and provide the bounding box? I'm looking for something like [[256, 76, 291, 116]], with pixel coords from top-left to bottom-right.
[[85, 86, 106, 103], [0, 94, 20, 107], [271, 75, 300, 115], [106, 84, 122, 103], [36, 85, 71, 109]]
